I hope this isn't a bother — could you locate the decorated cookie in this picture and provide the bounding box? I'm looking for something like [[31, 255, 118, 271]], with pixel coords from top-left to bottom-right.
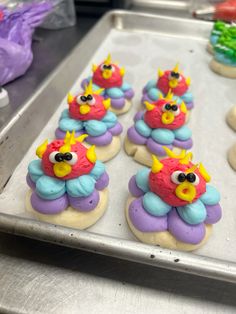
[[142, 64, 193, 113], [226, 105, 236, 131], [210, 26, 236, 78], [25, 132, 109, 229], [228, 143, 236, 171], [207, 21, 229, 54], [55, 81, 123, 162], [81, 54, 134, 115], [125, 91, 192, 166], [126, 149, 222, 251]]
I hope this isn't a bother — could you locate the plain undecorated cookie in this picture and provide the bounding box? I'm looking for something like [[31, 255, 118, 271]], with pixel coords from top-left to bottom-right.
[[125, 196, 212, 251], [228, 143, 236, 171], [110, 100, 132, 115], [26, 188, 108, 229], [226, 106, 236, 131], [210, 59, 236, 78]]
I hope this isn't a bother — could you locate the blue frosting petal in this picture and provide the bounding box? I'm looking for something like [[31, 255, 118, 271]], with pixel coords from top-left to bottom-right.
[[59, 118, 83, 132], [143, 192, 171, 216], [215, 53, 236, 66], [101, 111, 117, 128], [90, 161, 105, 180], [60, 109, 70, 119], [200, 185, 221, 205], [181, 91, 193, 103], [121, 82, 131, 91], [66, 175, 95, 197], [144, 79, 156, 91], [177, 199, 207, 225], [36, 175, 66, 200], [106, 87, 124, 99], [172, 96, 182, 104], [151, 129, 175, 144], [84, 120, 107, 136], [135, 120, 152, 137], [147, 87, 161, 101], [135, 168, 150, 193], [28, 160, 44, 182], [173, 125, 192, 141], [210, 34, 219, 46]]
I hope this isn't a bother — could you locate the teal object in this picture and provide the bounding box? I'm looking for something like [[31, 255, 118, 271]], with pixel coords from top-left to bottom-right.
[[92, 83, 105, 95], [143, 192, 171, 216], [151, 129, 175, 144], [200, 185, 221, 205], [61, 109, 70, 119], [28, 160, 43, 182], [106, 87, 124, 99], [173, 126, 192, 141], [66, 175, 95, 197], [181, 91, 193, 103], [135, 168, 150, 193], [90, 161, 105, 180], [145, 79, 156, 91], [177, 199, 207, 225], [36, 175, 66, 200], [84, 120, 107, 136], [102, 111, 117, 128], [59, 118, 83, 132], [135, 120, 152, 137], [147, 87, 160, 101], [121, 82, 131, 91]]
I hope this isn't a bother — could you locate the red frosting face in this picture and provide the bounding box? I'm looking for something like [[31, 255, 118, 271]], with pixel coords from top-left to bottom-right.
[[69, 93, 107, 121], [157, 70, 189, 96], [144, 98, 186, 130], [41, 139, 94, 180], [93, 63, 123, 89], [149, 158, 207, 207]]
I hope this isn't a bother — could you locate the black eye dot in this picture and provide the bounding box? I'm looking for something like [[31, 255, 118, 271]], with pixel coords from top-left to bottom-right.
[[64, 152, 72, 161], [165, 103, 172, 110], [81, 96, 87, 102], [177, 173, 186, 182], [86, 94, 93, 101], [107, 65, 112, 69], [55, 153, 64, 162], [171, 71, 180, 79], [186, 173, 196, 183], [171, 105, 178, 111]]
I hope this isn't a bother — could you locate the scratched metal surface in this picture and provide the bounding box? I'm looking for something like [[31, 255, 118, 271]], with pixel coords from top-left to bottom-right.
[[0, 11, 236, 283]]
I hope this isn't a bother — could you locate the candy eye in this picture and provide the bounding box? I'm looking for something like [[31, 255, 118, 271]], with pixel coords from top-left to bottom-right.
[[49, 151, 63, 163], [64, 152, 78, 165], [101, 64, 112, 70], [169, 71, 181, 81], [172, 105, 180, 116], [186, 173, 200, 186], [86, 94, 95, 106], [77, 95, 87, 105], [162, 103, 172, 112], [171, 171, 186, 184]]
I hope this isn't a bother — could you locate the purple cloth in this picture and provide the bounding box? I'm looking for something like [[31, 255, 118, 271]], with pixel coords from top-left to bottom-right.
[[68, 190, 99, 212], [95, 172, 109, 190], [0, 2, 52, 85], [204, 204, 222, 224]]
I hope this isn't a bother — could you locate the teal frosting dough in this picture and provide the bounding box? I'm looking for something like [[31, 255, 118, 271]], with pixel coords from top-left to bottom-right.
[[59, 118, 83, 132], [173, 125, 192, 141], [200, 185, 221, 205], [135, 120, 152, 137], [90, 161, 105, 180], [36, 175, 66, 200], [135, 168, 150, 193], [66, 175, 95, 197], [181, 91, 193, 103], [121, 82, 131, 91], [106, 87, 124, 99], [143, 192, 171, 216], [84, 120, 107, 136], [28, 160, 44, 182], [151, 129, 175, 144], [101, 111, 117, 128], [177, 199, 207, 225]]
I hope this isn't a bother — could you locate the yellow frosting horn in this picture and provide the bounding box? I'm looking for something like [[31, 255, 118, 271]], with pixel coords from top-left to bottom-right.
[[103, 98, 111, 110], [93, 88, 104, 95], [166, 89, 173, 100], [151, 155, 163, 173], [104, 53, 111, 66], [158, 93, 164, 100], [179, 152, 193, 165], [84, 80, 93, 95], [158, 68, 164, 78], [198, 163, 211, 182], [67, 93, 74, 105], [92, 64, 97, 73], [163, 146, 186, 159], [173, 63, 179, 73], [180, 101, 187, 114], [76, 134, 88, 143], [86, 145, 97, 163], [120, 67, 125, 77], [186, 77, 191, 86], [144, 101, 155, 111], [36, 140, 48, 159]]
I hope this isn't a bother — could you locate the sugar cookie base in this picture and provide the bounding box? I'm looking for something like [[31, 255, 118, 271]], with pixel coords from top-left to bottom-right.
[[26, 188, 108, 229], [226, 106, 236, 131], [228, 143, 236, 171], [126, 196, 212, 251], [207, 42, 214, 55], [124, 136, 182, 167], [210, 59, 236, 78], [110, 99, 132, 115]]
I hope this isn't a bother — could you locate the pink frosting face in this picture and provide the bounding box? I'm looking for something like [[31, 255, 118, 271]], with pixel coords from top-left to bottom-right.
[[149, 158, 207, 207], [41, 139, 94, 180], [144, 99, 186, 130], [157, 70, 189, 96], [69, 93, 107, 121], [92, 63, 123, 88]]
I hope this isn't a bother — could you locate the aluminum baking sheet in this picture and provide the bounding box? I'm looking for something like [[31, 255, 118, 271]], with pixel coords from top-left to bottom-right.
[[0, 11, 236, 283]]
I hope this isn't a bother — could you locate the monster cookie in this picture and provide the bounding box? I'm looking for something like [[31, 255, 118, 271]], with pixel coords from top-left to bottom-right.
[[126, 149, 222, 251], [55, 81, 123, 162], [226, 105, 236, 131], [26, 132, 109, 229], [125, 91, 192, 167], [207, 21, 228, 54], [81, 54, 134, 115]]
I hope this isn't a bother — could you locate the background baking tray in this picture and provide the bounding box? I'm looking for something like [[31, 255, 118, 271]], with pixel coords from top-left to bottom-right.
[[0, 10, 236, 283]]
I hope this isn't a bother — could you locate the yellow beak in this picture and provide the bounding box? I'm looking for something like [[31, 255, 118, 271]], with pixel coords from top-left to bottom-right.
[[53, 162, 72, 178], [175, 182, 196, 203], [102, 69, 112, 79], [169, 79, 178, 88], [80, 104, 91, 115], [161, 112, 175, 124]]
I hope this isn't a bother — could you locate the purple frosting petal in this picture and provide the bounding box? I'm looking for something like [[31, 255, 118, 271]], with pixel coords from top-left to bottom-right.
[[108, 122, 123, 135], [134, 111, 144, 122], [68, 190, 99, 212], [186, 101, 194, 110], [110, 97, 125, 109], [168, 208, 206, 244], [55, 128, 84, 139], [127, 126, 147, 145], [141, 93, 153, 105], [204, 204, 222, 224], [81, 78, 89, 89], [173, 138, 193, 149], [86, 131, 112, 146], [26, 173, 36, 190], [31, 192, 68, 215], [146, 138, 172, 156], [129, 198, 168, 232], [128, 176, 145, 197], [95, 172, 109, 190], [124, 88, 134, 99]]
